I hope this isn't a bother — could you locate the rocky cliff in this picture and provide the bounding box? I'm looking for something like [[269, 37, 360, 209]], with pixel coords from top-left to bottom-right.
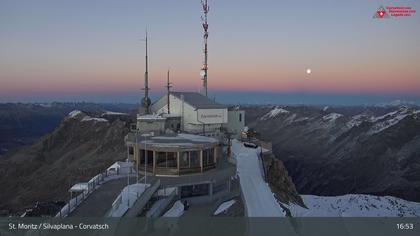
[[0, 111, 133, 214], [262, 153, 304, 208]]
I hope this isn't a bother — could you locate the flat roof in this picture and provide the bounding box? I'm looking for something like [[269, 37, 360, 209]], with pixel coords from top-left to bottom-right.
[[126, 133, 218, 151], [171, 92, 227, 109], [137, 114, 166, 120]]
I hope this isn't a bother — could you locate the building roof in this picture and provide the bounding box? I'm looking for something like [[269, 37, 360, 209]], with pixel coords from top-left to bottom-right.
[[171, 92, 227, 109], [126, 132, 218, 151], [137, 114, 166, 120]]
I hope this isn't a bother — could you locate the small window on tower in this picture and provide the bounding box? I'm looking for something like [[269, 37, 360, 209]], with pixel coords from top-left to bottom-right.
[[239, 113, 242, 122]]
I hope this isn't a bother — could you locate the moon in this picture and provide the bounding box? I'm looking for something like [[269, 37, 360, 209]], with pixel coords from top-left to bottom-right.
[[306, 69, 311, 75]]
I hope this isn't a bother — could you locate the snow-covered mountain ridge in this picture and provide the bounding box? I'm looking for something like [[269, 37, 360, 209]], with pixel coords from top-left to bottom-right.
[[287, 194, 420, 217], [245, 105, 420, 203]]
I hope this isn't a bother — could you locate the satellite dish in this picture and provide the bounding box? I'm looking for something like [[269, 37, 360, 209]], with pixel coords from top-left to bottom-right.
[[200, 69, 206, 77]]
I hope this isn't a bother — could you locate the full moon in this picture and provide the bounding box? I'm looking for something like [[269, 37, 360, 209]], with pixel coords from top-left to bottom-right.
[[306, 69, 311, 74]]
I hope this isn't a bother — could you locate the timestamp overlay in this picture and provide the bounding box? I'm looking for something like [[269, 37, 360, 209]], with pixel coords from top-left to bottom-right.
[[0, 217, 419, 236]]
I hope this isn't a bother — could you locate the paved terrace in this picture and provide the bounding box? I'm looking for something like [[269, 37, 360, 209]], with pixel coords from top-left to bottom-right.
[[67, 160, 235, 217], [69, 176, 137, 217]]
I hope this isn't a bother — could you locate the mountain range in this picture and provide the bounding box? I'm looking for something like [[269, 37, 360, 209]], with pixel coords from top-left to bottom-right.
[[1, 102, 419, 216], [245, 104, 420, 202]]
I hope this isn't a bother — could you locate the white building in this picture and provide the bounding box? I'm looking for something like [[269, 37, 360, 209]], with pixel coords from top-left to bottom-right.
[[227, 108, 245, 138], [151, 92, 228, 136]]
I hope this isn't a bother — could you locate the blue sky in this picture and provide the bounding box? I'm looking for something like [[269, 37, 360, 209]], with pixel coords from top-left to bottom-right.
[[1, 0, 419, 105]]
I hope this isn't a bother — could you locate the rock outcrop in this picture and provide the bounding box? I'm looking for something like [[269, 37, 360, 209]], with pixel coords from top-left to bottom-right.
[[0, 111, 133, 214], [262, 153, 305, 209]]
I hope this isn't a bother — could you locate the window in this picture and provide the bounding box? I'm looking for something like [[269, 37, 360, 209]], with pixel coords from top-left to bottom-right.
[[128, 146, 134, 155], [167, 152, 177, 168], [146, 150, 153, 166], [157, 152, 166, 167], [203, 148, 215, 165], [190, 151, 200, 168], [239, 113, 242, 122], [157, 152, 177, 168], [180, 152, 189, 168], [139, 149, 145, 164]]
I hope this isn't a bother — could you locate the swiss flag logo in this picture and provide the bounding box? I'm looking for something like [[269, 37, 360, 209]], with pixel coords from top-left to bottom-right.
[[374, 6, 389, 19]]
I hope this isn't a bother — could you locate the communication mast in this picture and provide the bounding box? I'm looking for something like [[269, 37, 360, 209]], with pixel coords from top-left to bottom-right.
[[200, 0, 209, 97], [140, 30, 151, 115], [166, 69, 172, 114]]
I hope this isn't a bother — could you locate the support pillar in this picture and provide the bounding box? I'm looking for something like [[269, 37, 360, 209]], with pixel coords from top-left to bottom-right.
[[152, 151, 156, 174], [200, 150, 203, 173], [177, 152, 180, 175], [213, 147, 217, 164]]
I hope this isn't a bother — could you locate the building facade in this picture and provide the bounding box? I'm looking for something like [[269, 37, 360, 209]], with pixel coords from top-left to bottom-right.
[[151, 92, 228, 136], [126, 133, 219, 176]]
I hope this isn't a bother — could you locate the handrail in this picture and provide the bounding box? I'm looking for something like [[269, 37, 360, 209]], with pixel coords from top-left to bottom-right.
[[55, 164, 127, 218]]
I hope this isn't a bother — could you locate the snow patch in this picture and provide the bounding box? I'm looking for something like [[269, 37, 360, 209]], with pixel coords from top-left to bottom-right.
[[322, 113, 343, 122], [371, 109, 402, 122], [81, 116, 108, 123], [163, 200, 184, 217], [346, 114, 370, 128], [369, 114, 408, 134], [109, 183, 148, 217], [68, 110, 82, 118], [38, 103, 52, 108], [103, 111, 128, 116], [261, 107, 289, 120], [368, 108, 410, 134], [214, 200, 236, 215], [287, 194, 420, 217]]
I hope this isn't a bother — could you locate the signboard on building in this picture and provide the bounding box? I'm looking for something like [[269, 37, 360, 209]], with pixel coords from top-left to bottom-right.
[[197, 109, 227, 124]]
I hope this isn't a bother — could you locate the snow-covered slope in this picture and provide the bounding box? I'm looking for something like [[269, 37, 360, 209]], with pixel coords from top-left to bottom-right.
[[67, 110, 108, 123], [163, 200, 184, 217], [287, 194, 420, 217], [232, 140, 285, 217], [214, 200, 236, 215], [102, 111, 128, 116], [261, 107, 289, 120], [368, 107, 410, 134], [68, 110, 82, 118], [322, 113, 343, 122]]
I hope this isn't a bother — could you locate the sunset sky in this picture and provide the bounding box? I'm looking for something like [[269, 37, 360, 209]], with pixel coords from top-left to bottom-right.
[[1, 0, 419, 105]]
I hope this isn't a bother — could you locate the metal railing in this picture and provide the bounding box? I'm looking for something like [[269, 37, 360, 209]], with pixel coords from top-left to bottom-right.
[[55, 167, 123, 217]]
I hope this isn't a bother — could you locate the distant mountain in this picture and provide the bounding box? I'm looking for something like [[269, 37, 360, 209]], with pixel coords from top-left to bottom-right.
[[0, 103, 136, 155], [0, 110, 133, 214], [375, 100, 417, 107], [245, 105, 420, 202]]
